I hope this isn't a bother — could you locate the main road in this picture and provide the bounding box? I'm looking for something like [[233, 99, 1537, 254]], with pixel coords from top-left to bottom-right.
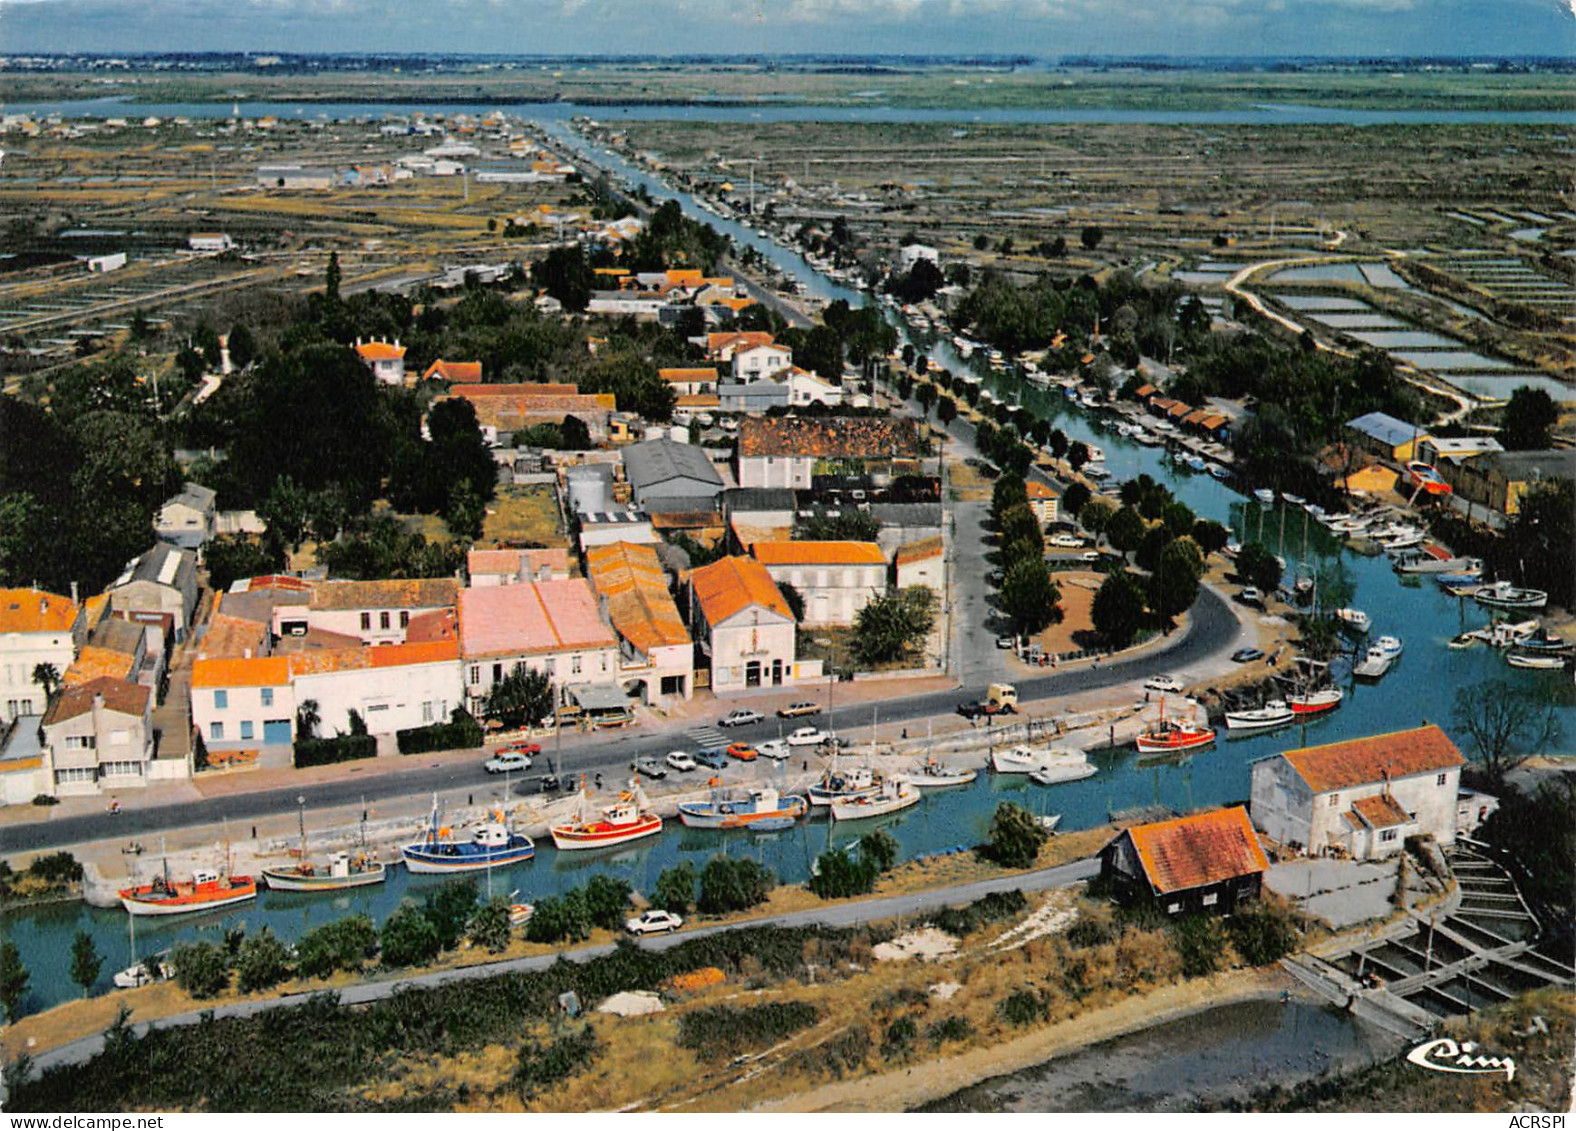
[[0, 587, 1236, 856]]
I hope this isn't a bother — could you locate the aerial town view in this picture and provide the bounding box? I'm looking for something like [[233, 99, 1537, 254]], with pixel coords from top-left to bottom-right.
[[0, 0, 1572, 1120]]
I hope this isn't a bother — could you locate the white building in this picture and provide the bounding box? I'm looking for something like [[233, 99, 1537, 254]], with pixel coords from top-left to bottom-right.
[[466, 548, 570, 587], [1249, 724, 1467, 860], [0, 587, 82, 723], [87, 252, 127, 273], [893, 535, 945, 592], [156, 482, 218, 550], [457, 579, 619, 713], [732, 342, 794, 383], [777, 366, 844, 407], [899, 243, 940, 270], [41, 677, 159, 796], [586, 541, 694, 704], [187, 233, 235, 253], [751, 541, 888, 627], [271, 578, 458, 647], [353, 339, 407, 386], [686, 555, 798, 692]]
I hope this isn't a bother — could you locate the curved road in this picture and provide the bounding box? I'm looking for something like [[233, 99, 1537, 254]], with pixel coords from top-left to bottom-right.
[[0, 587, 1236, 856], [18, 854, 1101, 1077]]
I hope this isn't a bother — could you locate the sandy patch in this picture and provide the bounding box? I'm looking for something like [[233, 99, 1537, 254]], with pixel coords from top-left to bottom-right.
[[988, 891, 1079, 953], [598, 990, 666, 1017], [928, 982, 962, 1001], [871, 927, 959, 963]]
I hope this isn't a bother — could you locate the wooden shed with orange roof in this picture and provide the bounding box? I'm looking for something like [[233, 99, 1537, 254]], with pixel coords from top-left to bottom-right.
[[1099, 806, 1269, 915]]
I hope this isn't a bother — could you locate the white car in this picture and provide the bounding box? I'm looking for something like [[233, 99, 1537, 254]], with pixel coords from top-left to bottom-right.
[[786, 726, 830, 747], [1080, 550, 1103, 562], [1144, 675, 1185, 693], [483, 750, 533, 774], [719, 709, 764, 728], [757, 739, 791, 761], [1048, 533, 1084, 549], [665, 750, 697, 772], [626, 909, 684, 936]]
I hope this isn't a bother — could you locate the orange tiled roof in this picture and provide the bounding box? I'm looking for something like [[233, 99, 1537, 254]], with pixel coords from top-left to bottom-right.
[[354, 341, 406, 361], [1282, 725, 1464, 794], [200, 612, 269, 659], [1350, 793, 1413, 830], [676, 394, 721, 408], [0, 587, 78, 634], [752, 541, 886, 567], [705, 331, 775, 358], [690, 555, 793, 625], [308, 578, 457, 612], [63, 647, 136, 686], [1134, 384, 1158, 398], [659, 367, 719, 382], [447, 382, 580, 398], [192, 654, 291, 689], [405, 607, 459, 644], [43, 676, 149, 725], [422, 359, 483, 382], [1125, 806, 1268, 895], [737, 416, 923, 460], [1025, 480, 1057, 499], [585, 541, 691, 654], [894, 535, 944, 566]]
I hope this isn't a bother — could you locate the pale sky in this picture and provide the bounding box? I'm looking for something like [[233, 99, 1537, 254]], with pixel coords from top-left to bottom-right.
[[3, 0, 1574, 57]]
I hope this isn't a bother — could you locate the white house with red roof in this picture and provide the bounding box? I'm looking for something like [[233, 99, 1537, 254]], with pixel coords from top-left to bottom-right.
[[1250, 724, 1467, 859], [353, 338, 407, 386], [457, 579, 618, 712], [731, 341, 794, 382], [1, 586, 84, 723]]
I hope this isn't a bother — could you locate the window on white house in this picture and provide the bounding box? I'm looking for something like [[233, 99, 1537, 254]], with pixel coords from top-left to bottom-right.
[[1436, 773, 1447, 785], [572, 654, 582, 674], [400, 611, 410, 628], [65, 735, 97, 750], [1329, 794, 1340, 807], [1166, 902, 1181, 914], [261, 688, 273, 707], [380, 611, 391, 630], [214, 689, 228, 709], [210, 722, 224, 740], [54, 767, 94, 785], [240, 721, 253, 740], [360, 612, 371, 631], [469, 665, 480, 685], [1380, 829, 1398, 842], [1202, 892, 1219, 907], [422, 701, 434, 723], [99, 761, 144, 778]]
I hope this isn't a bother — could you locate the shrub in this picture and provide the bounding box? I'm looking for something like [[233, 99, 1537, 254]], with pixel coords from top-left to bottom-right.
[[31, 794, 59, 806], [1225, 905, 1299, 966], [931, 889, 1028, 937], [652, 863, 698, 914], [926, 1014, 972, 1046], [881, 1016, 918, 1060], [808, 848, 879, 900], [396, 709, 485, 755], [1066, 917, 1115, 949], [981, 802, 1048, 869], [582, 875, 633, 931], [676, 1002, 819, 1058], [235, 928, 292, 993], [423, 878, 479, 951], [515, 1025, 600, 1100], [171, 941, 230, 999], [28, 851, 83, 884], [697, 856, 775, 915], [1170, 914, 1228, 977], [381, 903, 442, 968], [1001, 988, 1048, 1027], [527, 890, 592, 944], [859, 829, 898, 874], [469, 896, 514, 954], [293, 734, 377, 769], [294, 914, 377, 980]]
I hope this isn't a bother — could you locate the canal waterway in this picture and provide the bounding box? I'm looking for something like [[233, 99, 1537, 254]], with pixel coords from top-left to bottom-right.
[[3, 104, 1573, 1016], [919, 997, 1403, 1112]]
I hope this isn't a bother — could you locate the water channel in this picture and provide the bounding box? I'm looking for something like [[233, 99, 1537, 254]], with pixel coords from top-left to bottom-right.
[[3, 101, 1572, 1015]]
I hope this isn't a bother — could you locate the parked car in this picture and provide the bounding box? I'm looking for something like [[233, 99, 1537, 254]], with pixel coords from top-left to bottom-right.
[[996, 635, 1017, 649], [1238, 587, 1263, 605], [1047, 533, 1084, 549], [719, 709, 764, 728], [786, 726, 830, 747], [499, 740, 542, 758], [665, 750, 697, 773], [1080, 550, 1103, 562], [986, 570, 1005, 586], [626, 909, 684, 936], [776, 701, 821, 719], [726, 742, 759, 762], [1231, 647, 1266, 663], [1144, 675, 1185, 693], [484, 750, 533, 774], [695, 748, 729, 771], [635, 757, 667, 780], [757, 739, 791, 761]]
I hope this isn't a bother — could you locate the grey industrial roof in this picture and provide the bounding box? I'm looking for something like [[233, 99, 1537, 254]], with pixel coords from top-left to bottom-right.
[[1347, 411, 1421, 448], [622, 439, 723, 492]]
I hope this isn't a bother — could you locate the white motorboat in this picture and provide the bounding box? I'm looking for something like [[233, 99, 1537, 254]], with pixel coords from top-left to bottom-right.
[[1029, 757, 1098, 786], [1474, 581, 1549, 610], [1353, 639, 1401, 679], [907, 759, 978, 788], [992, 745, 1087, 775], [831, 777, 921, 821], [1224, 699, 1296, 732], [1034, 814, 1063, 833], [1506, 652, 1567, 671], [1254, 488, 1276, 505], [1373, 635, 1404, 659], [1334, 608, 1371, 634]]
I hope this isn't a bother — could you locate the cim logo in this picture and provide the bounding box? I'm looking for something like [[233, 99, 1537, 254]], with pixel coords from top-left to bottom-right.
[[1405, 1037, 1516, 1082]]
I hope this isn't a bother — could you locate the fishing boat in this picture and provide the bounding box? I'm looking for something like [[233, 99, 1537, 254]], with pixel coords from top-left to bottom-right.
[[991, 744, 1086, 775], [1512, 630, 1572, 655], [550, 784, 663, 851], [1334, 607, 1371, 634], [403, 801, 536, 873], [119, 867, 258, 917], [263, 850, 386, 892], [678, 784, 809, 829], [1395, 546, 1482, 575], [1405, 461, 1453, 496], [1254, 488, 1276, 505], [1506, 652, 1567, 671], [831, 777, 920, 821], [1224, 699, 1296, 732], [907, 759, 978, 788], [1134, 717, 1215, 755], [1029, 753, 1098, 786], [1474, 581, 1549, 610], [1288, 687, 1344, 715], [807, 764, 881, 807]]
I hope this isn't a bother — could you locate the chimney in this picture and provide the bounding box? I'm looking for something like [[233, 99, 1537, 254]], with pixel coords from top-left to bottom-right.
[[219, 333, 232, 376], [243, 647, 252, 659], [70, 581, 80, 606]]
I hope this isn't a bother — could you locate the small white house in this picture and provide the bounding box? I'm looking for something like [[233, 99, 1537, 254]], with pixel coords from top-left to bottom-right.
[[686, 556, 798, 692], [899, 243, 939, 270], [1249, 725, 1466, 859], [732, 342, 794, 383], [751, 541, 887, 627]]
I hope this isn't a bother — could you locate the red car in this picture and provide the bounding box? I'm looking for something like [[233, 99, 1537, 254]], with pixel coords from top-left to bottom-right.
[[726, 742, 759, 762], [501, 741, 542, 757]]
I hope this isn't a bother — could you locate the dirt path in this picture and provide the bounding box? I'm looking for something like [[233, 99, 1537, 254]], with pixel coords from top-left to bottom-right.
[[756, 967, 1289, 1113]]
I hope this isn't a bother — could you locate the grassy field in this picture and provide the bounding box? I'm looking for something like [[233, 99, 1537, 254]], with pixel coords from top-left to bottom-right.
[[481, 485, 568, 549]]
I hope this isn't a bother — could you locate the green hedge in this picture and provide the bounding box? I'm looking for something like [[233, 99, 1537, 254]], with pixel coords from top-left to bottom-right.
[[293, 734, 377, 769], [396, 711, 484, 755]]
